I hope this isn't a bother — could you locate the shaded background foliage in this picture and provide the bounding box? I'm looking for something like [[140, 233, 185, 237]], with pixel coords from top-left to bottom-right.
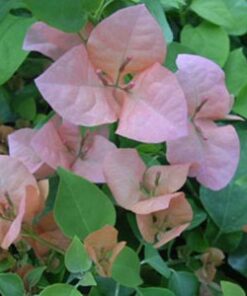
[[0, 0, 247, 295]]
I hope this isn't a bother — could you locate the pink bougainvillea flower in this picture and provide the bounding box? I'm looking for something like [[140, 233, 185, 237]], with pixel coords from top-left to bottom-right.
[[33, 4, 188, 143], [103, 149, 191, 214], [136, 193, 193, 248], [167, 54, 240, 190], [23, 22, 93, 60], [103, 149, 193, 247], [9, 116, 116, 183], [31, 116, 116, 183], [0, 156, 43, 249], [8, 128, 53, 179], [84, 225, 126, 277]]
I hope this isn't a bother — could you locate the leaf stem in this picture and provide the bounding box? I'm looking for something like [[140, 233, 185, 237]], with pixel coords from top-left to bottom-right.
[[114, 282, 120, 296], [21, 229, 65, 255]]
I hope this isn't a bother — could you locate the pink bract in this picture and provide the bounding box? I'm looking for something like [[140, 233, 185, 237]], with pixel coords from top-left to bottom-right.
[[8, 128, 53, 179], [33, 4, 188, 143], [103, 149, 191, 214], [136, 193, 193, 248], [9, 116, 116, 183], [23, 22, 92, 60], [0, 156, 43, 249], [167, 54, 240, 190]]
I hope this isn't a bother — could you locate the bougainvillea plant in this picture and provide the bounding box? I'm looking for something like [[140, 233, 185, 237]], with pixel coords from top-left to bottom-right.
[[0, 0, 247, 295]]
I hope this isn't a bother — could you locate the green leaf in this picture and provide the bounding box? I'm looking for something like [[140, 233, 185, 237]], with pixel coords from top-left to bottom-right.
[[142, 0, 173, 43], [190, 0, 233, 27], [200, 124, 247, 233], [168, 271, 199, 296], [224, 48, 247, 96], [80, 0, 103, 12], [40, 284, 82, 296], [25, 266, 46, 289], [228, 234, 247, 277], [0, 87, 15, 123], [234, 84, 247, 119], [65, 236, 92, 273], [180, 22, 229, 67], [0, 0, 26, 22], [0, 273, 25, 296], [165, 42, 195, 72], [144, 244, 171, 278], [112, 246, 142, 288], [95, 277, 134, 296], [0, 14, 34, 85], [12, 96, 36, 121], [187, 199, 207, 230], [160, 0, 185, 10], [137, 287, 175, 296], [55, 168, 116, 239], [205, 220, 243, 252], [221, 281, 245, 296], [223, 0, 247, 36], [24, 0, 87, 32], [78, 272, 96, 287]]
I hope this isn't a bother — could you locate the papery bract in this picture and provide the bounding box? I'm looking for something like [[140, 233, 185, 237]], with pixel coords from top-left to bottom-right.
[[30, 116, 117, 183], [84, 225, 126, 277], [167, 54, 240, 190], [87, 4, 166, 81], [103, 149, 190, 214], [136, 193, 193, 248], [34, 5, 188, 143], [8, 128, 53, 179], [196, 248, 225, 284], [23, 22, 92, 60], [0, 156, 42, 249]]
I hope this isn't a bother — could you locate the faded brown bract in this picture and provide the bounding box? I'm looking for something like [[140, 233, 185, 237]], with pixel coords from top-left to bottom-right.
[[196, 247, 225, 295]]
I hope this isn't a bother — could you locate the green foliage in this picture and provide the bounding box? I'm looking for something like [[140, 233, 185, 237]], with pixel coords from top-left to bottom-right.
[[224, 48, 247, 96], [142, 0, 173, 44], [0, 14, 34, 85], [111, 246, 143, 288], [234, 84, 247, 119], [25, 266, 46, 289], [0, 273, 25, 296], [55, 168, 116, 239], [24, 0, 87, 32], [144, 244, 171, 278], [65, 236, 92, 273], [137, 287, 175, 296], [40, 283, 83, 295], [168, 271, 199, 296], [228, 234, 247, 277], [181, 22, 229, 66], [221, 281, 246, 296], [190, 0, 233, 28]]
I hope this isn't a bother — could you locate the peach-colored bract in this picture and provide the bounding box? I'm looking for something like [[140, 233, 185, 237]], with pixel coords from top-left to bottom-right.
[[136, 193, 193, 248], [8, 128, 53, 179], [103, 149, 193, 247], [9, 116, 116, 183], [167, 54, 240, 190], [23, 22, 92, 60], [0, 156, 42, 249], [33, 5, 188, 143], [84, 225, 126, 277]]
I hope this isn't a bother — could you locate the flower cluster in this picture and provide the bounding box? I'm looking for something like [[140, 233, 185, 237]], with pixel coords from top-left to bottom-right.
[[0, 4, 240, 280]]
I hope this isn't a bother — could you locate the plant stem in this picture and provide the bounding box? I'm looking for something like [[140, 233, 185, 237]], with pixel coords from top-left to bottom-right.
[[114, 283, 120, 296], [21, 229, 65, 255]]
